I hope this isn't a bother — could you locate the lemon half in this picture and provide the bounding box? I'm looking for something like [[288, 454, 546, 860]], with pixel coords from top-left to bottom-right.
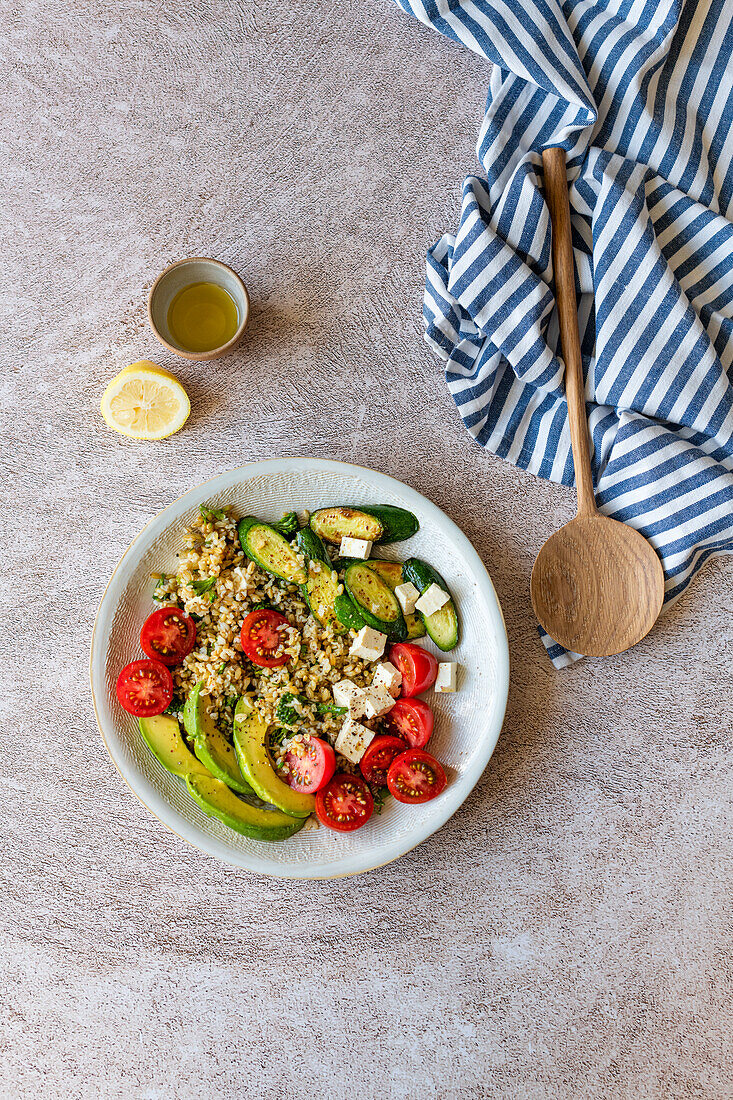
[[100, 361, 190, 441]]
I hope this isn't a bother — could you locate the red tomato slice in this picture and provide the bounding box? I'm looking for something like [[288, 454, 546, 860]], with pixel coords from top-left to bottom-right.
[[240, 609, 290, 667], [315, 773, 374, 831], [387, 749, 447, 804], [360, 735, 406, 787], [140, 606, 197, 666], [385, 698, 434, 749], [282, 736, 336, 794], [390, 642, 438, 696], [116, 659, 173, 717]]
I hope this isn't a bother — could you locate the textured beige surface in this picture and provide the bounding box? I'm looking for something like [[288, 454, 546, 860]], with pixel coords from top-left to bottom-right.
[[1, 1, 732, 1097]]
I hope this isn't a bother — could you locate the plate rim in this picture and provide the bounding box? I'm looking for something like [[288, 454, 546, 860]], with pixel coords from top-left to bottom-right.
[[90, 457, 510, 878]]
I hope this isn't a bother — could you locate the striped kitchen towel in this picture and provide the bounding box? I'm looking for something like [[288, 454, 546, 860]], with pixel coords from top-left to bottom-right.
[[395, 0, 733, 666]]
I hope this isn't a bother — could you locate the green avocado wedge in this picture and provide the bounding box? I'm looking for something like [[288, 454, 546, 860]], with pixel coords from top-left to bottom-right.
[[233, 698, 315, 818], [185, 773, 305, 841], [183, 682, 253, 795], [138, 713, 210, 780]]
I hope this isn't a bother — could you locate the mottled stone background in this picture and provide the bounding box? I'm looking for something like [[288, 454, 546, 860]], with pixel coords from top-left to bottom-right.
[[2, 1, 732, 1097]]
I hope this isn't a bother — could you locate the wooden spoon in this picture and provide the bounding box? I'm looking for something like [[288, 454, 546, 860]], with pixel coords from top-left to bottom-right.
[[530, 148, 665, 656]]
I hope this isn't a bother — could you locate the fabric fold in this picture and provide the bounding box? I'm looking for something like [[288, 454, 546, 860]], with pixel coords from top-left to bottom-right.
[[397, 0, 733, 665]]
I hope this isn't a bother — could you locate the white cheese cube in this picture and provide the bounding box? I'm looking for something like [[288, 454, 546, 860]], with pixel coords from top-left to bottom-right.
[[371, 660, 402, 697], [347, 688, 370, 719], [435, 662, 457, 693], [339, 536, 373, 559], [334, 718, 375, 764], [362, 687, 396, 719], [415, 583, 451, 617], [395, 581, 419, 615], [349, 625, 387, 662], [332, 679, 359, 709]]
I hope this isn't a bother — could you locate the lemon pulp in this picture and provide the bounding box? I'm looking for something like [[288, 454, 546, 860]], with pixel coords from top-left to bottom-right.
[[167, 282, 239, 353], [100, 361, 190, 440]]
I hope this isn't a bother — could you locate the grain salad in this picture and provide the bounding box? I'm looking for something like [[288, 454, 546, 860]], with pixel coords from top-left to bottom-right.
[[117, 499, 460, 840], [153, 505, 375, 771]]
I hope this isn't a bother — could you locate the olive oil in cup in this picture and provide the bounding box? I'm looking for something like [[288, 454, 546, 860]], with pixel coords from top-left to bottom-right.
[[148, 258, 250, 361]]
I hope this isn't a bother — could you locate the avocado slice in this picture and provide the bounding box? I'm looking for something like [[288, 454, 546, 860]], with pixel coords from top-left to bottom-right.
[[232, 697, 315, 818], [183, 682, 253, 795], [186, 773, 304, 840], [138, 713, 209, 779]]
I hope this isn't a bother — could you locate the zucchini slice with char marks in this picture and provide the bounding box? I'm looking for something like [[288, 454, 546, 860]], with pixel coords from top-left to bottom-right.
[[342, 558, 426, 640], [237, 516, 307, 586], [296, 528, 344, 632], [310, 505, 419, 545], [294, 525, 343, 633], [334, 592, 367, 632], [295, 527, 331, 567], [344, 563, 406, 639], [403, 558, 459, 651]]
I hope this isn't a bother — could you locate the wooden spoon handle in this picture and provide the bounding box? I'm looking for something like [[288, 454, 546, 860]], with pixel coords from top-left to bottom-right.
[[542, 147, 596, 517]]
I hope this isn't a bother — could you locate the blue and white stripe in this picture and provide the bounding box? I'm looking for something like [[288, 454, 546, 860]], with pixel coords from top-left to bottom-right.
[[395, 0, 733, 665]]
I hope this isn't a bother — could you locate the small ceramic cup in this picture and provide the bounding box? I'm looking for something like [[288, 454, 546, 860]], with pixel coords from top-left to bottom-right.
[[147, 257, 250, 361]]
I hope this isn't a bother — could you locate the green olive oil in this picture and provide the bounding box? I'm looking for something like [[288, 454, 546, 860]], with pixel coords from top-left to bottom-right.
[[167, 281, 239, 353]]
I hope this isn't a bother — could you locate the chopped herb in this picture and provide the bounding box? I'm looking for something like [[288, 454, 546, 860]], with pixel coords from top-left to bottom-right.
[[272, 511, 298, 536], [275, 692, 346, 728], [164, 692, 185, 717], [315, 701, 347, 717], [199, 504, 226, 522], [152, 573, 169, 601], [372, 786, 389, 814], [224, 695, 238, 709], [192, 577, 217, 596], [275, 692, 310, 728], [217, 663, 226, 674]]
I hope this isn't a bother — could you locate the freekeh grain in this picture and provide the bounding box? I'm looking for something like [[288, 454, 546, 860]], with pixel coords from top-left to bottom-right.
[[154, 506, 375, 766]]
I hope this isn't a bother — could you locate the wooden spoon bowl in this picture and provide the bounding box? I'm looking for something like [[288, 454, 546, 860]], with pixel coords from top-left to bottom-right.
[[531, 513, 664, 656], [531, 149, 665, 656]]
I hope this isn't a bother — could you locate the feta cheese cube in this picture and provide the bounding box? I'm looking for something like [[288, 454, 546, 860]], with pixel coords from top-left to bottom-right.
[[415, 583, 451, 617], [349, 625, 387, 662], [339, 536, 373, 559], [334, 718, 375, 764], [395, 581, 419, 615], [347, 687, 370, 719], [362, 686, 396, 719], [371, 660, 402, 697], [435, 662, 457, 693], [332, 679, 359, 709]]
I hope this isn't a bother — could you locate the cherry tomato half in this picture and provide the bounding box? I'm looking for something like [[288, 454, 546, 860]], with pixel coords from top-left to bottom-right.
[[387, 748, 447, 804], [360, 735, 406, 787], [385, 698, 434, 749], [241, 609, 290, 667], [282, 736, 336, 794], [140, 606, 197, 666], [315, 773, 374, 832], [116, 659, 173, 717], [390, 642, 438, 697]]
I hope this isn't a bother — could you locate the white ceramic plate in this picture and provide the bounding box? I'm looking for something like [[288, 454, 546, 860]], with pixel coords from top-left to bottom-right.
[[90, 459, 509, 878]]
